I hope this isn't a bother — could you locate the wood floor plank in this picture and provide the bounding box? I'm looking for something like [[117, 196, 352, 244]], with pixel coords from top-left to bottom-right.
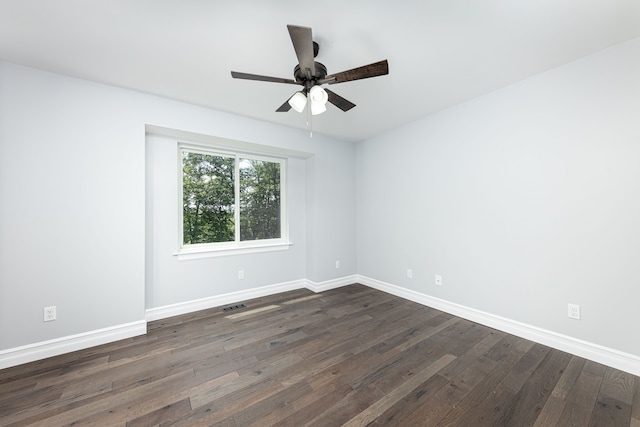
[[532, 395, 566, 427], [279, 348, 352, 388], [558, 401, 598, 427], [299, 303, 419, 359], [264, 380, 355, 427], [170, 375, 287, 426], [243, 380, 340, 427], [419, 336, 534, 426], [398, 356, 497, 425], [458, 385, 518, 426], [124, 397, 192, 427], [531, 355, 585, 427], [232, 379, 313, 426], [633, 376, 640, 425], [0, 385, 64, 421], [496, 348, 572, 426], [599, 366, 636, 405], [589, 397, 632, 426], [437, 329, 505, 381], [29, 355, 111, 392], [391, 317, 460, 354], [190, 353, 303, 409], [363, 374, 450, 426], [588, 366, 635, 426], [1, 284, 638, 426], [349, 309, 442, 355], [305, 347, 393, 391], [0, 351, 81, 383], [557, 368, 604, 426], [342, 354, 456, 427], [300, 382, 383, 427], [76, 371, 239, 426], [4, 368, 197, 426], [499, 343, 550, 392], [551, 356, 587, 399], [349, 326, 456, 392]]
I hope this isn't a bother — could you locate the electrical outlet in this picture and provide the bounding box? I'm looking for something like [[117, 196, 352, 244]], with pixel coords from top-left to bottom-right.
[[407, 269, 413, 279], [568, 303, 580, 320], [335, 260, 340, 269], [435, 275, 442, 286], [238, 270, 244, 280], [44, 306, 56, 322]]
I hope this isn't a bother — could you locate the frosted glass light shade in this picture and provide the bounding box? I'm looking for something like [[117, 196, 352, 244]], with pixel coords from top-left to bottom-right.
[[309, 85, 328, 104], [288, 91, 307, 113], [309, 86, 328, 115], [311, 102, 327, 115]]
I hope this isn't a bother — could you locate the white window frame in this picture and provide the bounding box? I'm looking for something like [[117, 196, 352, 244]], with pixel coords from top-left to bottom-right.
[[176, 142, 289, 260]]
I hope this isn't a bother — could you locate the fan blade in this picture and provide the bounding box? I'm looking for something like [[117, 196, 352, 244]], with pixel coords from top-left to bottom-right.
[[276, 96, 293, 112], [325, 88, 356, 112], [287, 25, 315, 77], [231, 71, 298, 85], [324, 60, 389, 84]]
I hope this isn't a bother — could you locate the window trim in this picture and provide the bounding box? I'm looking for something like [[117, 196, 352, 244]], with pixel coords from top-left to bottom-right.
[[176, 142, 289, 259]]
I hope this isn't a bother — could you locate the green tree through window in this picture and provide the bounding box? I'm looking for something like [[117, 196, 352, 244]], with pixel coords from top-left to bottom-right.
[[239, 159, 281, 241], [181, 147, 283, 248], [182, 152, 235, 244]]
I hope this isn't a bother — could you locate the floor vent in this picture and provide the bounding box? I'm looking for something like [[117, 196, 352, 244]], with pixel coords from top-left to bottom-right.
[[223, 304, 246, 312]]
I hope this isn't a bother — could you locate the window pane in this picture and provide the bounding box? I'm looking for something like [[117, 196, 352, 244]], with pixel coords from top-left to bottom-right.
[[239, 158, 281, 241], [182, 152, 235, 244]]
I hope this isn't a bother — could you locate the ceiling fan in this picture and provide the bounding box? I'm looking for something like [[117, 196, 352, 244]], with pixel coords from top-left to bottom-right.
[[231, 25, 389, 115]]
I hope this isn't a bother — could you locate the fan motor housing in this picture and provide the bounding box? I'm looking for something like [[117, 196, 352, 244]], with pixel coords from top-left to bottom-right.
[[294, 62, 327, 84]]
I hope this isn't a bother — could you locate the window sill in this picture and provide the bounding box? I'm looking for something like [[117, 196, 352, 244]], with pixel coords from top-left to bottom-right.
[[173, 242, 292, 260]]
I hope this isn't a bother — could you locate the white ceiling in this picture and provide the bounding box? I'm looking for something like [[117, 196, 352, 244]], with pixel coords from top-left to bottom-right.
[[1, 0, 639, 142]]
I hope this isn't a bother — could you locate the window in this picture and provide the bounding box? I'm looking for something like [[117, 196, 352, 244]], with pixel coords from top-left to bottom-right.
[[179, 144, 287, 256]]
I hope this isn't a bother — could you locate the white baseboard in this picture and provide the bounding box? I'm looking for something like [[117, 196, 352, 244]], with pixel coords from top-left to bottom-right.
[[146, 279, 308, 321], [145, 276, 359, 322], [356, 275, 640, 377], [305, 275, 359, 293], [0, 321, 147, 370]]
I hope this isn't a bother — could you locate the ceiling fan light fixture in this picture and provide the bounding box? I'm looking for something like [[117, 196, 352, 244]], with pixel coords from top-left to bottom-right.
[[230, 25, 389, 117], [288, 91, 307, 113]]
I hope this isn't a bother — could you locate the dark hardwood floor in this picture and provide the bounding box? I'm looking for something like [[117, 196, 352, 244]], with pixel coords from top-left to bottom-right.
[[1, 284, 638, 426]]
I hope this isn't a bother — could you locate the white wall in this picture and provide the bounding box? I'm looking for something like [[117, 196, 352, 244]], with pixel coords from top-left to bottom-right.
[[0, 63, 146, 351], [356, 37, 640, 357], [305, 139, 357, 283], [0, 61, 356, 357]]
